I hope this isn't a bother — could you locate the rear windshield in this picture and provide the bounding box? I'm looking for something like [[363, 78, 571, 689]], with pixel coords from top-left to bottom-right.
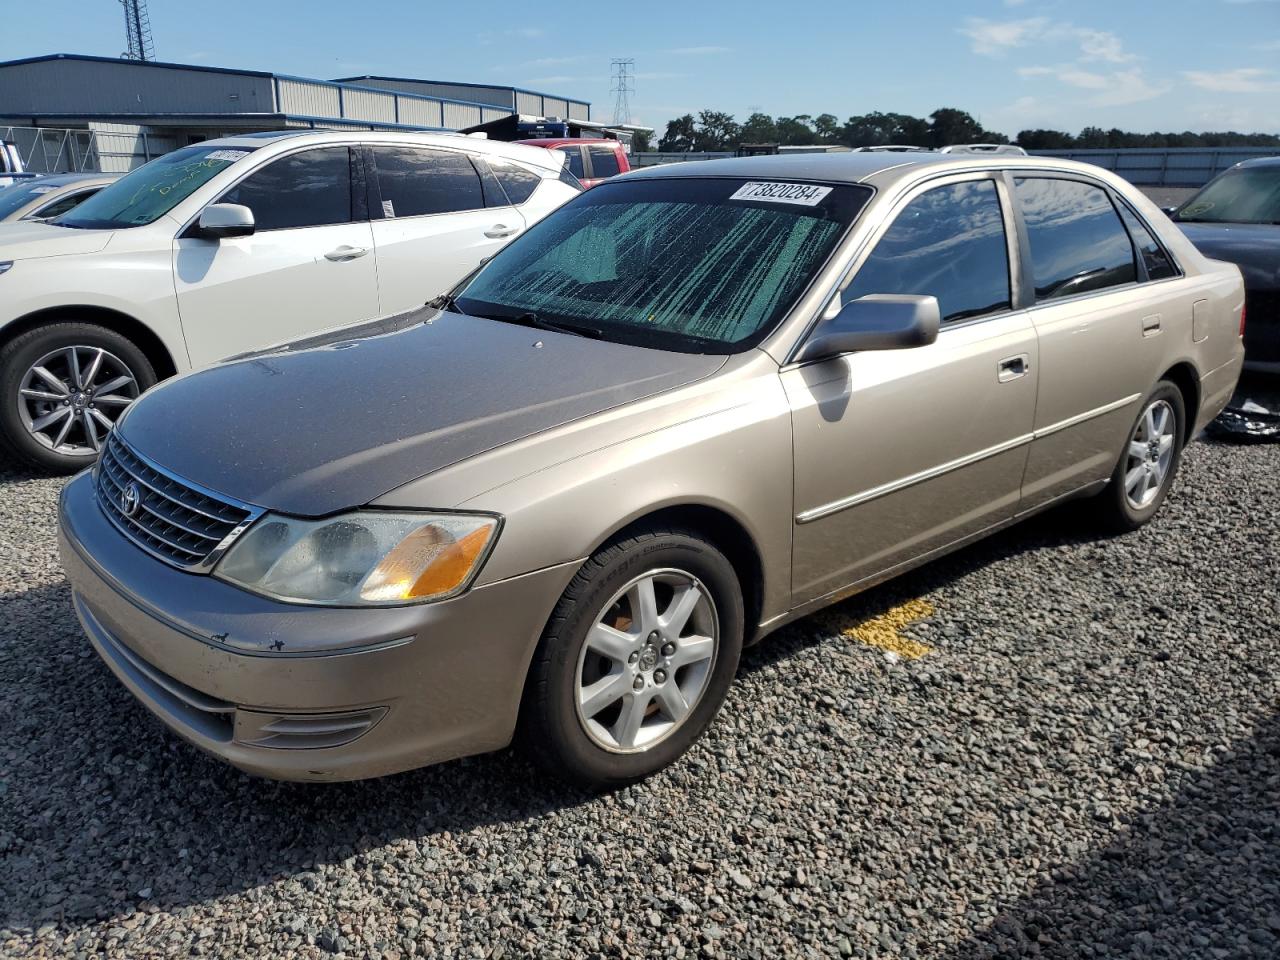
[[57, 144, 257, 229], [456, 177, 870, 353], [0, 179, 62, 219], [1175, 165, 1280, 225]]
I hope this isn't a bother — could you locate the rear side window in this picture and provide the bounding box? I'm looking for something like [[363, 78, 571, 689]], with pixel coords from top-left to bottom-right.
[[1015, 178, 1136, 300], [220, 147, 353, 231], [588, 145, 621, 179], [372, 146, 484, 217], [487, 157, 542, 205], [844, 179, 1010, 324], [1115, 202, 1177, 281], [559, 146, 586, 179]]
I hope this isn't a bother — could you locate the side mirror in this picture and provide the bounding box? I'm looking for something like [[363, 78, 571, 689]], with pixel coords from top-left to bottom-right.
[[794, 294, 940, 363], [197, 203, 255, 239], [1161, 206, 1178, 217]]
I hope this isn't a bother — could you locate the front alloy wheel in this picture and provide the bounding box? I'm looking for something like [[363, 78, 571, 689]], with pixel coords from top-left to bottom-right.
[[522, 526, 744, 788], [19, 345, 139, 456]]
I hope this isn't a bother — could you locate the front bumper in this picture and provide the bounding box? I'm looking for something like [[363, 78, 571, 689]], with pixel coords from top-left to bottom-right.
[[58, 471, 579, 781]]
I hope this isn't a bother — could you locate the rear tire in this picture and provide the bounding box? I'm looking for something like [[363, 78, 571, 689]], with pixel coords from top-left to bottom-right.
[[0, 322, 155, 473], [1089, 380, 1186, 532], [520, 526, 744, 789]]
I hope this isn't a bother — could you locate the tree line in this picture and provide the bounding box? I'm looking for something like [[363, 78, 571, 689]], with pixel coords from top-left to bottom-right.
[[653, 108, 1280, 152]]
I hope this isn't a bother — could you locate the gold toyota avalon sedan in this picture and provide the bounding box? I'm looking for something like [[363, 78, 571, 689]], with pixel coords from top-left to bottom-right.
[[58, 153, 1245, 788]]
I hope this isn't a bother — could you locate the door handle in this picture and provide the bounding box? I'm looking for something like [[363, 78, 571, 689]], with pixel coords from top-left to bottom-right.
[[484, 224, 520, 239], [997, 354, 1030, 382], [324, 245, 369, 262], [1141, 314, 1162, 337]]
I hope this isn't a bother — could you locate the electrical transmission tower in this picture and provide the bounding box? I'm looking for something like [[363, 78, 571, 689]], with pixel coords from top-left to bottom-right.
[[120, 0, 156, 62], [610, 58, 635, 126]]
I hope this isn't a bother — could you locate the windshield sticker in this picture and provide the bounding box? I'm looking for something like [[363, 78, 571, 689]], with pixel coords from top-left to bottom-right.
[[30, 186, 58, 194], [204, 149, 251, 163], [729, 182, 833, 206], [382, 200, 396, 218]]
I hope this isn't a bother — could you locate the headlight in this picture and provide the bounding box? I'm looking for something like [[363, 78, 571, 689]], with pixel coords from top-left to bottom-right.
[[215, 511, 500, 606]]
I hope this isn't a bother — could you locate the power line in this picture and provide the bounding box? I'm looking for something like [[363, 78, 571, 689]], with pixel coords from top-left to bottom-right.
[[610, 58, 635, 126], [119, 0, 156, 62]]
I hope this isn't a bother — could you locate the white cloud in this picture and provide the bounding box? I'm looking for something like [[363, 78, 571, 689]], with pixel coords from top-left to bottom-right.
[[1183, 67, 1280, 92], [959, 17, 1049, 55], [1074, 28, 1135, 63], [1017, 64, 1171, 105]]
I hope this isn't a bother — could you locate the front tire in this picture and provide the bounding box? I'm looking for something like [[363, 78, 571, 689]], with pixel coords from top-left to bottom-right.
[[521, 526, 744, 789], [0, 322, 155, 473], [1090, 380, 1186, 532]]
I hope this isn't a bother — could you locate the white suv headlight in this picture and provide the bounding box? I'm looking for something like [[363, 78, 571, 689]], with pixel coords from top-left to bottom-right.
[[215, 511, 500, 606]]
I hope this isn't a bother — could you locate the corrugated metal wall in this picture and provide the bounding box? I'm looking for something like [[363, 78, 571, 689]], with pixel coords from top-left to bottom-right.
[[277, 79, 341, 117], [568, 101, 590, 121], [399, 97, 444, 128], [0, 58, 274, 115], [542, 98, 568, 119], [342, 87, 396, 124], [339, 78, 516, 109], [515, 91, 543, 116], [442, 102, 483, 129]]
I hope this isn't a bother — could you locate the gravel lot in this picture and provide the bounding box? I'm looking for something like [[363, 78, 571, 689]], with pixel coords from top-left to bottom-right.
[[0, 433, 1277, 959]]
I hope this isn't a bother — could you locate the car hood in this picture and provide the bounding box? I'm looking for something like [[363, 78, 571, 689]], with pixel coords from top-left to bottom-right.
[[118, 308, 727, 516], [0, 220, 114, 259], [1175, 221, 1280, 290]]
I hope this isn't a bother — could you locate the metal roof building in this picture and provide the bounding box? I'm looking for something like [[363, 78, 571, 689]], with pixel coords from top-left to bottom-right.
[[0, 53, 591, 171]]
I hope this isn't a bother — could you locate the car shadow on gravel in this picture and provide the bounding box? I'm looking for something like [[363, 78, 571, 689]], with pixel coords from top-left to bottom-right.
[[935, 709, 1280, 959]]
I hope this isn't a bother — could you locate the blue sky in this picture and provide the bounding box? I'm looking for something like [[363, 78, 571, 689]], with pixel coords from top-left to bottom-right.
[[3, 0, 1279, 135]]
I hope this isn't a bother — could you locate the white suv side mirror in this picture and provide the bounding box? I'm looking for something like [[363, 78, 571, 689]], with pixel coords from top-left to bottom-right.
[[198, 203, 255, 239]]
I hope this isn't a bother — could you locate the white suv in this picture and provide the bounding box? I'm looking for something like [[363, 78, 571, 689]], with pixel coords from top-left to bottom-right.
[[0, 130, 581, 471]]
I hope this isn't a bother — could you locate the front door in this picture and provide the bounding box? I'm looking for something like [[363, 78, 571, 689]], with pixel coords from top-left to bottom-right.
[[174, 145, 378, 366], [783, 175, 1039, 604]]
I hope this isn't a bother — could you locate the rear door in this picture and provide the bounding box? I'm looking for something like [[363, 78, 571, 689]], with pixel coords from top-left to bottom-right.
[[174, 145, 379, 365], [368, 145, 526, 315], [1012, 174, 1182, 508]]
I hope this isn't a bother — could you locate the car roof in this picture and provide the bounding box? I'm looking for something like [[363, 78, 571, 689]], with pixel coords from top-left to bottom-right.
[[1237, 156, 1280, 169], [197, 129, 565, 172], [516, 138, 617, 147], [619, 151, 1126, 188]]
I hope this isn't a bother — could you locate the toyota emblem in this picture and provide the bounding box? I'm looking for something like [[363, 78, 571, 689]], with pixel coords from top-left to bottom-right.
[[120, 481, 141, 518]]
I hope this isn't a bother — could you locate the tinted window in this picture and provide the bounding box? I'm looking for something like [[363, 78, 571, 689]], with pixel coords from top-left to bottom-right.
[[844, 180, 1010, 324], [220, 147, 352, 231], [1015, 178, 1136, 300], [588, 145, 621, 179], [457, 178, 869, 354], [487, 156, 542, 205], [372, 146, 483, 217], [33, 189, 99, 219], [1116, 202, 1177, 281], [559, 146, 586, 179]]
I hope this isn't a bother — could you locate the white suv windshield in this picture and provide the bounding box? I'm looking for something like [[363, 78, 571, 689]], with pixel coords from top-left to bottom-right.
[[456, 177, 870, 353], [57, 144, 257, 229]]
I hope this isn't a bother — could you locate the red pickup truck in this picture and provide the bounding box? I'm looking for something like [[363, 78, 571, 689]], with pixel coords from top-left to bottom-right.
[[514, 138, 630, 189]]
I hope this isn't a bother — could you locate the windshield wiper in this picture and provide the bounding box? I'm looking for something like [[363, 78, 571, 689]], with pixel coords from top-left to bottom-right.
[[484, 311, 605, 341], [427, 292, 466, 315]]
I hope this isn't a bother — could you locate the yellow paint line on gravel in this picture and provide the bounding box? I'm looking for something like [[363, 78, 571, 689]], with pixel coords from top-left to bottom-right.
[[839, 598, 935, 660]]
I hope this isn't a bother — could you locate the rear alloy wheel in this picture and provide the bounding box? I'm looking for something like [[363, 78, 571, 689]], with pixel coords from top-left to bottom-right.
[[1091, 380, 1186, 532], [0, 323, 155, 473], [522, 527, 744, 788]]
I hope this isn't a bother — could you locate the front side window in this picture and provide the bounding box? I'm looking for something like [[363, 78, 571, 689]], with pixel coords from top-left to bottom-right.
[[372, 147, 484, 218], [1116, 202, 1177, 281], [1175, 165, 1280, 225], [219, 147, 353, 231], [588, 145, 622, 179], [57, 144, 259, 229], [456, 177, 870, 353], [1015, 178, 1136, 300], [844, 180, 1010, 324]]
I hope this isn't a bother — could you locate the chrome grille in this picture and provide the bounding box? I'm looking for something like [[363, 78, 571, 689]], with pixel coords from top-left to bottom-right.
[[95, 434, 260, 570]]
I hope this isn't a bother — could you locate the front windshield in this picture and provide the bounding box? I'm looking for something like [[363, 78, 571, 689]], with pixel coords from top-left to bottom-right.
[[1175, 165, 1280, 225], [0, 179, 63, 219], [455, 177, 870, 353], [56, 144, 257, 229]]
